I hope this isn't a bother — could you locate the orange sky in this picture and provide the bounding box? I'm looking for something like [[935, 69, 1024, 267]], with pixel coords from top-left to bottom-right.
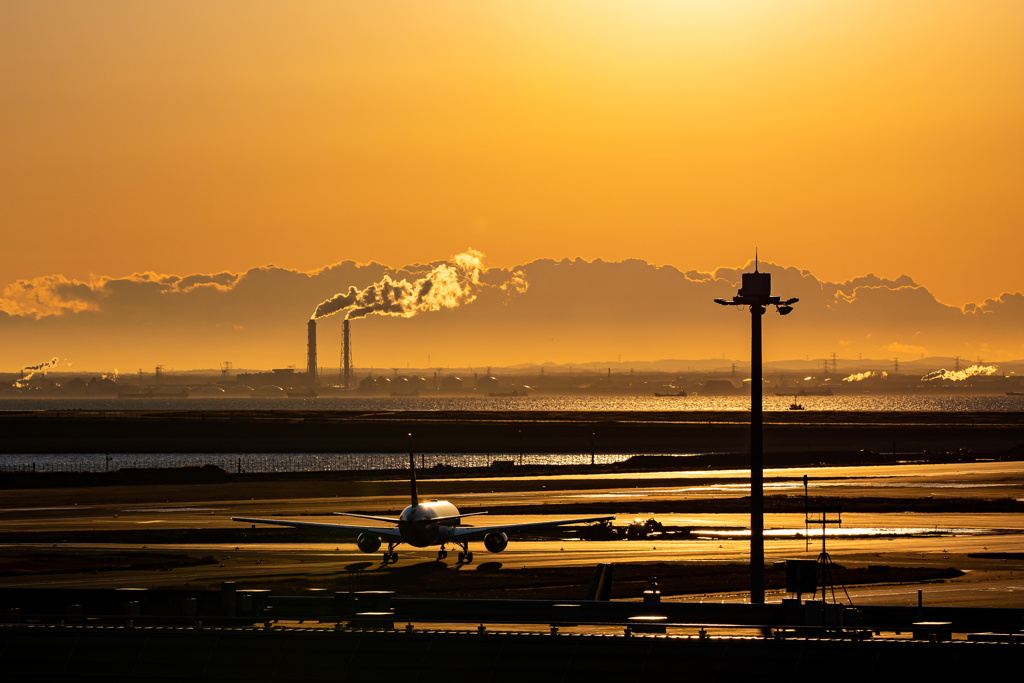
[[2, 1, 1023, 307]]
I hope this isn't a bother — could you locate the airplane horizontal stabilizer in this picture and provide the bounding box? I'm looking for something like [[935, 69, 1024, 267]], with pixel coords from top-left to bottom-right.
[[421, 511, 488, 524], [231, 517, 403, 539], [332, 512, 403, 523]]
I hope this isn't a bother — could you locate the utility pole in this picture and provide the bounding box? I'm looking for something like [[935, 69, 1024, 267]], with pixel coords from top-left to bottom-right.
[[715, 258, 798, 605]]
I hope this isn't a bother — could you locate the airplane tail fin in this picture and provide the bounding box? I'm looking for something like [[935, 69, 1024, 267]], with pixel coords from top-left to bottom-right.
[[409, 433, 418, 507]]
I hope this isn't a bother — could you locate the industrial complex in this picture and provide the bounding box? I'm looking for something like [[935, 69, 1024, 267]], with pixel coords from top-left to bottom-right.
[[3, 315, 1022, 399]]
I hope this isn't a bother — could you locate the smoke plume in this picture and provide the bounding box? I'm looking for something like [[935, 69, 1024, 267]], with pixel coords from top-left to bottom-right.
[[921, 365, 998, 382], [312, 249, 526, 321], [15, 357, 60, 387], [843, 371, 876, 382]]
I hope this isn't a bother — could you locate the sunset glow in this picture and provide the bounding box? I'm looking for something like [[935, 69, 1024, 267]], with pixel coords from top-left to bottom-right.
[[2, 2, 1023, 369]]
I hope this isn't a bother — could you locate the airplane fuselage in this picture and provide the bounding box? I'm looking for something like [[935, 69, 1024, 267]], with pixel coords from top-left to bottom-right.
[[397, 500, 460, 547]]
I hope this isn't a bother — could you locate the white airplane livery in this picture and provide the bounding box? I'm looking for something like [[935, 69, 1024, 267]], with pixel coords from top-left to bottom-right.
[[233, 439, 615, 564]]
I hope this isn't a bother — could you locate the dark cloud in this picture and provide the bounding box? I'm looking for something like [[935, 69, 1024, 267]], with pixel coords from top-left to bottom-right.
[[1, 258, 1022, 370]]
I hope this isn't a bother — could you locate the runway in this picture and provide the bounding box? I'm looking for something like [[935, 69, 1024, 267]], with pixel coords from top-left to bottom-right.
[[2, 459, 1022, 608]]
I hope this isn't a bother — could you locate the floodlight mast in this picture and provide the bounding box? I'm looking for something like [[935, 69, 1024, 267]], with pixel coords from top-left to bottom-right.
[[714, 263, 798, 604]]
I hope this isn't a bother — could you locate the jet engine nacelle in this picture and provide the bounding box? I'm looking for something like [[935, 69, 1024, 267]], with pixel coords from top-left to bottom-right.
[[356, 533, 382, 553], [484, 531, 509, 553]]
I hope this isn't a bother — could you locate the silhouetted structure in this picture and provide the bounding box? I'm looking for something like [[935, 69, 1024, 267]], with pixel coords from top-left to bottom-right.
[[715, 260, 798, 604], [307, 319, 318, 386], [806, 502, 853, 606], [342, 319, 353, 389]]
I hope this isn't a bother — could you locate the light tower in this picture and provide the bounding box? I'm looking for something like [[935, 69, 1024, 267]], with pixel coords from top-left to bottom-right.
[[715, 259, 798, 604]]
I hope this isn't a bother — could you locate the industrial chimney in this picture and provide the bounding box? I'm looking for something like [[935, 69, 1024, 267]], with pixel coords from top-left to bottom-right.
[[307, 319, 318, 386], [342, 319, 352, 389]]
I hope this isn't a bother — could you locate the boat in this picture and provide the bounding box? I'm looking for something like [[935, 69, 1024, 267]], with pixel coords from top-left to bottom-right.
[[287, 390, 318, 398], [488, 390, 525, 397], [789, 403, 805, 410], [1008, 392, 1024, 396], [654, 391, 687, 397]]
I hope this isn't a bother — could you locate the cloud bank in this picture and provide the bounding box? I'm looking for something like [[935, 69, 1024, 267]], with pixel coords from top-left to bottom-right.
[[1, 257, 1022, 371]]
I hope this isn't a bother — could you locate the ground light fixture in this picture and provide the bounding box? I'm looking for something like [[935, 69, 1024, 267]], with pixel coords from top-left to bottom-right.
[[714, 261, 798, 604]]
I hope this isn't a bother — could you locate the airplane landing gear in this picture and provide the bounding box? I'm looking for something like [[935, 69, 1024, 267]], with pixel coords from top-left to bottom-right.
[[436, 547, 448, 561], [382, 542, 400, 564], [455, 542, 474, 564]]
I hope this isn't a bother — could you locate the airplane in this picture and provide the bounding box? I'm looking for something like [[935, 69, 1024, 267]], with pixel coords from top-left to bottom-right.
[[232, 437, 614, 564]]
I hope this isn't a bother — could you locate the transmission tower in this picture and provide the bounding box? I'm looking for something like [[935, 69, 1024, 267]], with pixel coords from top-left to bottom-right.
[[954, 356, 961, 372], [893, 358, 899, 374], [220, 361, 233, 378], [830, 352, 838, 373]]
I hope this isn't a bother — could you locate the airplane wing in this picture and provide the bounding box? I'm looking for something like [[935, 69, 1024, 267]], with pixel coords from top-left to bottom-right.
[[232, 517, 403, 540], [447, 515, 614, 541]]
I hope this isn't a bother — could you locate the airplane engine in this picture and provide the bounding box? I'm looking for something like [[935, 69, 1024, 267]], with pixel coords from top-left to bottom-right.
[[356, 533, 381, 553], [484, 531, 508, 553]]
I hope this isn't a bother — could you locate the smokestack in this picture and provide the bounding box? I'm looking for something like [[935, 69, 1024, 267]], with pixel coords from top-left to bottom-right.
[[342, 319, 352, 389], [307, 319, 318, 386]]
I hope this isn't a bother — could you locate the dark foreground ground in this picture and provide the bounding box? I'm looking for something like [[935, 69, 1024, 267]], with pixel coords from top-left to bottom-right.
[[6, 623, 1022, 683]]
